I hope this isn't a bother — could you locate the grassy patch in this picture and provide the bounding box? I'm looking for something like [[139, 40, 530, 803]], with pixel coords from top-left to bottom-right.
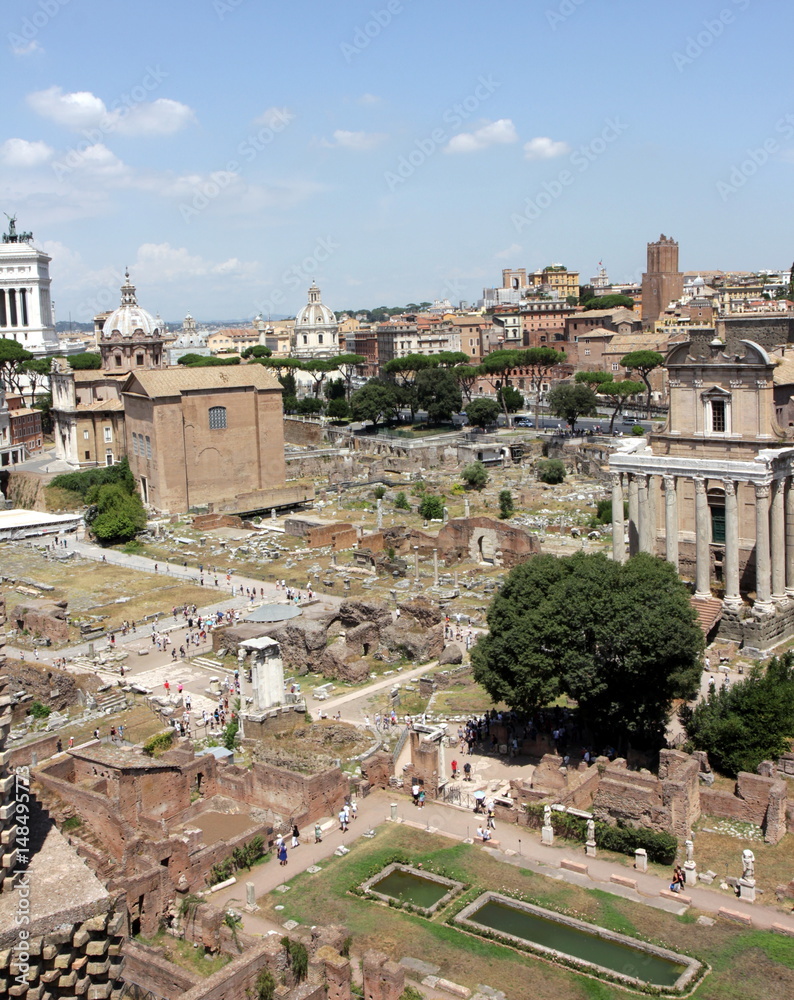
[[136, 931, 231, 977]]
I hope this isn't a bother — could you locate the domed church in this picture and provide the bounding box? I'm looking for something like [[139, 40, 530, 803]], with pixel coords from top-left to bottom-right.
[[293, 282, 340, 358], [99, 270, 170, 371]]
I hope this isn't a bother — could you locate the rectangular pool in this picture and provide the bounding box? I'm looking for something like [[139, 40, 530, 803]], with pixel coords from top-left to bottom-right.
[[360, 864, 464, 915]]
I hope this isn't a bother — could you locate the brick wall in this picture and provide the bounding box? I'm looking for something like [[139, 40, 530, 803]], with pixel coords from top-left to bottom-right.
[[122, 940, 200, 997]]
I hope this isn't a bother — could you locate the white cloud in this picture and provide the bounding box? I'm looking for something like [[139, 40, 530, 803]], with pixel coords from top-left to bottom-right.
[[523, 136, 570, 160], [0, 138, 53, 168], [254, 106, 294, 129], [27, 86, 195, 136], [11, 39, 42, 56], [358, 93, 381, 106], [322, 129, 387, 151], [495, 243, 522, 260], [134, 243, 258, 282], [444, 118, 518, 154]]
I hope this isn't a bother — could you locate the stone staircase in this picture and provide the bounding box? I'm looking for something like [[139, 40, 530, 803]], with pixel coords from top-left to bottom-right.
[[95, 689, 129, 715], [190, 655, 229, 672], [690, 596, 724, 636]]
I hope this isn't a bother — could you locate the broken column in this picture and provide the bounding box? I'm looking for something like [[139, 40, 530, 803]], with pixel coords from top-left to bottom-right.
[[684, 838, 697, 886], [433, 548, 439, 586]]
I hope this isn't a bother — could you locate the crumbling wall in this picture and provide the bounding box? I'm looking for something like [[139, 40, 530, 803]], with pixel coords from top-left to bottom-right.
[[10, 598, 70, 641]]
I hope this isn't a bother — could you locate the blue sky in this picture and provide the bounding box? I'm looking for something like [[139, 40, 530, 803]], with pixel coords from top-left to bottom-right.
[[1, 0, 792, 322]]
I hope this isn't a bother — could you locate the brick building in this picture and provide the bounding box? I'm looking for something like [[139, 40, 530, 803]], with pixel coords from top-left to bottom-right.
[[641, 235, 684, 326], [122, 366, 286, 513]]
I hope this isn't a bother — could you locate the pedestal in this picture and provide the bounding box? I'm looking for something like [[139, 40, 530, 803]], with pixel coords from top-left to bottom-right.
[[634, 848, 647, 872], [585, 840, 596, 858], [245, 881, 259, 912], [684, 861, 697, 887], [738, 877, 756, 903], [390, 803, 398, 821], [541, 825, 554, 846]]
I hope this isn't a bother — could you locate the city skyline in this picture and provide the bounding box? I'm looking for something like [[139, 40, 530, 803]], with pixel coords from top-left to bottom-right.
[[2, 0, 792, 320]]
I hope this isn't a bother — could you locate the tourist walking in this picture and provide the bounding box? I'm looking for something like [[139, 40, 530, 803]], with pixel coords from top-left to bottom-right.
[[278, 842, 288, 866], [315, 822, 322, 844], [291, 824, 300, 848]]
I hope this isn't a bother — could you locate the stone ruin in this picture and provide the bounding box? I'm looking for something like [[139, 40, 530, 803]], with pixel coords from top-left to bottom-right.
[[214, 597, 445, 683], [9, 597, 70, 643]]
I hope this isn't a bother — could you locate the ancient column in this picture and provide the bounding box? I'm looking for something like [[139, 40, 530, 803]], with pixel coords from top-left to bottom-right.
[[433, 548, 439, 586], [611, 472, 625, 563], [663, 475, 679, 569], [413, 545, 419, 581], [723, 480, 741, 608], [754, 483, 773, 611], [464, 498, 471, 519], [636, 473, 652, 554], [787, 479, 794, 597], [694, 477, 712, 598], [376, 498, 383, 530], [627, 474, 639, 557], [771, 479, 787, 602]]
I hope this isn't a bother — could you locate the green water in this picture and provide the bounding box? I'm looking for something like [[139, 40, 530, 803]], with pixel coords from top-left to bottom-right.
[[371, 870, 450, 908], [470, 900, 686, 988]]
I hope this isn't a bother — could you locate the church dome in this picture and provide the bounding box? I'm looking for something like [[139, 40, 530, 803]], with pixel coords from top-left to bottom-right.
[[102, 270, 160, 339], [295, 282, 336, 328]]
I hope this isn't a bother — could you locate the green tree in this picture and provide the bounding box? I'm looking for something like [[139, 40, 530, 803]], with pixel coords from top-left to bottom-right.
[[596, 379, 645, 433], [520, 347, 568, 428], [394, 491, 410, 510], [581, 294, 635, 310], [547, 383, 598, 432], [497, 384, 523, 413], [452, 363, 479, 404], [296, 396, 322, 415], [434, 350, 470, 367], [465, 397, 500, 429], [67, 351, 102, 370], [383, 354, 435, 419], [537, 458, 565, 484], [326, 397, 350, 420], [241, 344, 272, 358], [177, 353, 204, 366], [683, 654, 794, 776], [255, 967, 276, 1000], [303, 358, 338, 397], [415, 366, 462, 423], [350, 380, 400, 427], [333, 353, 367, 400], [0, 337, 33, 389], [324, 377, 346, 400], [498, 489, 514, 519], [478, 349, 523, 423], [20, 358, 51, 406], [86, 483, 146, 545], [418, 495, 444, 520], [620, 350, 665, 417], [461, 461, 488, 490], [472, 552, 703, 750]]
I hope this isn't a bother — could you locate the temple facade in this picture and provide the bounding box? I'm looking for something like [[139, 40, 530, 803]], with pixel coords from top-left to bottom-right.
[[609, 337, 794, 651]]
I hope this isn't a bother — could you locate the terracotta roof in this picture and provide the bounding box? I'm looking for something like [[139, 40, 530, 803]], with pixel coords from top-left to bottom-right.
[[72, 370, 128, 383], [123, 365, 282, 398], [602, 331, 672, 356], [80, 399, 124, 412], [769, 353, 794, 386]]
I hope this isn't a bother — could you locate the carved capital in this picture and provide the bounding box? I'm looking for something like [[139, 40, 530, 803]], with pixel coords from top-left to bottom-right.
[[633, 473, 648, 488], [755, 483, 771, 500], [723, 480, 736, 498], [694, 477, 707, 496], [610, 472, 622, 489], [663, 475, 676, 493]]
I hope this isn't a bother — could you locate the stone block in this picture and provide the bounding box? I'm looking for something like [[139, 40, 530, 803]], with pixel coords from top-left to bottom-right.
[[85, 940, 108, 957], [54, 952, 74, 969], [560, 859, 588, 875], [718, 907, 753, 925], [660, 889, 691, 904], [87, 985, 113, 999], [82, 915, 108, 933], [58, 971, 78, 988], [609, 874, 637, 890], [72, 928, 90, 948], [86, 959, 111, 976], [436, 980, 471, 998], [772, 923, 794, 936]]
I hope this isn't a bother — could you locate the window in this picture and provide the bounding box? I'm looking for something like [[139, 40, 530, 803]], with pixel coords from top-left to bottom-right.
[[132, 433, 138, 456], [136, 354, 144, 366], [104, 426, 112, 443], [208, 405, 227, 430], [303, 335, 308, 345], [83, 429, 89, 440], [145, 435, 152, 459], [115, 355, 122, 367], [84, 450, 90, 460], [711, 399, 726, 432], [318, 334, 324, 345], [612, 363, 620, 371], [584, 349, 590, 356]]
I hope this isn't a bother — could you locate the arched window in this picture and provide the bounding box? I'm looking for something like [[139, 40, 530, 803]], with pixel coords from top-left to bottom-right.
[[209, 406, 227, 430]]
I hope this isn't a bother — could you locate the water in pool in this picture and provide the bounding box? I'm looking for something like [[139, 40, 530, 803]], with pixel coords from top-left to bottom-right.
[[371, 870, 450, 908]]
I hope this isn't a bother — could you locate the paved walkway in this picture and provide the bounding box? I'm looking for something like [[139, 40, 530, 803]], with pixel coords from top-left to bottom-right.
[[213, 788, 794, 939]]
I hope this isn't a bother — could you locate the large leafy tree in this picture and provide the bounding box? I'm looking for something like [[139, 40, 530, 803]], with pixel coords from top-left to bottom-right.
[[452, 363, 480, 404], [87, 483, 147, 545], [0, 337, 33, 390], [547, 383, 598, 432], [350, 380, 400, 427], [382, 354, 435, 419], [415, 366, 462, 423], [333, 353, 367, 400], [620, 350, 665, 417], [472, 552, 703, 750], [597, 379, 645, 433], [68, 352, 102, 370], [302, 358, 338, 397], [478, 349, 523, 423], [465, 397, 500, 429], [521, 346, 567, 428], [497, 384, 523, 413], [241, 345, 272, 359], [21, 358, 51, 406], [582, 294, 635, 310], [683, 654, 794, 776]]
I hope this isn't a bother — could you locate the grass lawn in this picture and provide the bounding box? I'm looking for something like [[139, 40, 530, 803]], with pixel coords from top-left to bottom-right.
[[258, 824, 794, 1000], [136, 930, 231, 978]]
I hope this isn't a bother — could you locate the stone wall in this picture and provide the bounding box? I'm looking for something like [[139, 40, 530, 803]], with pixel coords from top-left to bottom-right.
[[700, 769, 788, 843], [191, 513, 244, 531], [305, 523, 358, 550], [362, 951, 404, 1000], [9, 598, 70, 642], [122, 941, 200, 997], [284, 417, 325, 447]]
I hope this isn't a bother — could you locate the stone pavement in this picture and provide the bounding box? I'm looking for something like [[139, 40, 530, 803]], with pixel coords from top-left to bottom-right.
[[213, 788, 794, 939]]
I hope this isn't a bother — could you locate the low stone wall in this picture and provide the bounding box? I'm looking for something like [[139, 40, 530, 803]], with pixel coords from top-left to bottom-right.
[[191, 513, 244, 530], [122, 941, 200, 998]]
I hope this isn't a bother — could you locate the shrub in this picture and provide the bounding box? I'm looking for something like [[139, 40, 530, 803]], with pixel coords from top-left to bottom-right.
[[51, 456, 136, 500], [29, 701, 51, 719], [222, 720, 239, 750], [255, 968, 276, 1000], [394, 492, 410, 510], [418, 495, 444, 520], [122, 539, 143, 554], [498, 490, 514, 519], [593, 498, 629, 525], [461, 461, 488, 490], [62, 815, 81, 831], [524, 804, 676, 864], [631, 424, 645, 436], [373, 485, 386, 500], [142, 730, 175, 757], [281, 938, 308, 982], [537, 458, 565, 484]]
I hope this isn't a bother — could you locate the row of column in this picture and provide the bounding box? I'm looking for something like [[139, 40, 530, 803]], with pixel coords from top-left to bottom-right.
[[611, 472, 794, 609]]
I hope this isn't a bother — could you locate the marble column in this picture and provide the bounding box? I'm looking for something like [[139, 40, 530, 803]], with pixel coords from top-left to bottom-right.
[[786, 480, 794, 597], [627, 474, 639, 557], [771, 479, 787, 602], [754, 483, 773, 611], [611, 472, 625, 564], [663, 476, 679, 569], [413, 545, 419, 581], [694, 477, 712, 599], [433, 548, 439, 586], [723, 480, 741, 608], [637, 474, 652, 553]]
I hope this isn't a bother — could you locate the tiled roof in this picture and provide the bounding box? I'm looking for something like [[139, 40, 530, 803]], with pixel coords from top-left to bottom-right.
[[602, 331, 673, 355], [769, 353, 794, 386], [123, 364, 282, 398]]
